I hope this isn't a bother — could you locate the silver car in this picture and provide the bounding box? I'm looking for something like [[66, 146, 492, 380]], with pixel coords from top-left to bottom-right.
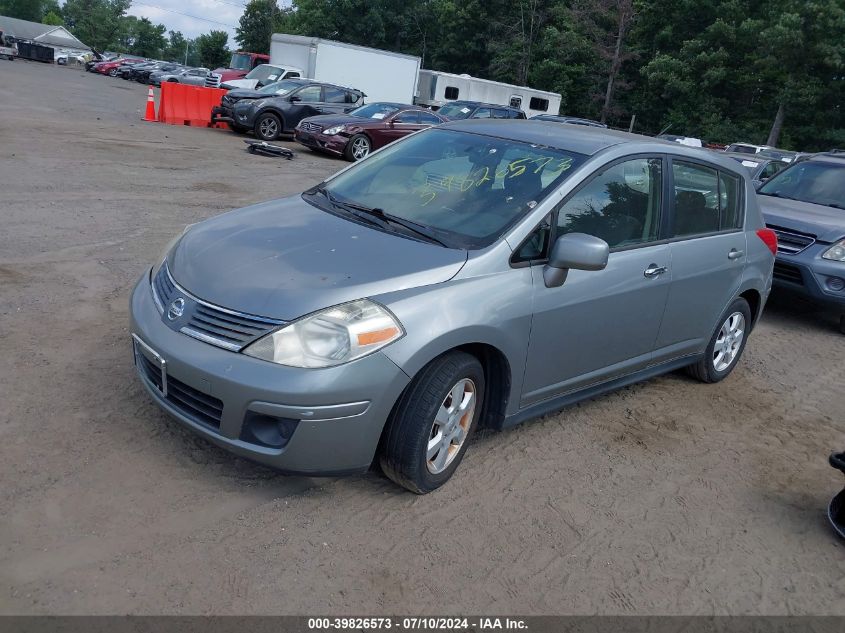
[[150, 67, 209, 87], [130, 121, 776, 493]]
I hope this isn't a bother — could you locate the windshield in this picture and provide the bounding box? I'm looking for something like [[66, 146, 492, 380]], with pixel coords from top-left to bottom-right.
[[257, 79, 301, 95], [437, 104, 475, 120], [308, 128, 586, 249], [759, 161, 845, 208], [246, 65, 283, 81], [349, 103, 401, 119], [229, 53, 251, 71]]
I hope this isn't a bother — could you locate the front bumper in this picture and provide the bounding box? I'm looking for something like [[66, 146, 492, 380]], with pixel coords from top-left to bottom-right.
[[129, 270, 410, 474], [211, 105, 234, 125], [294, 129, 348, 157], [772, 243, 845, 308]]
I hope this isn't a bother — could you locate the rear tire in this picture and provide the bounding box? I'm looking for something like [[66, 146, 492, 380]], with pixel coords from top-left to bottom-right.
[[686, 297, 751, 383], [254, 113, 282, 141], [380, 351, 485, 494], [839, 314, 845, 335], [108, 68, 118, 77]]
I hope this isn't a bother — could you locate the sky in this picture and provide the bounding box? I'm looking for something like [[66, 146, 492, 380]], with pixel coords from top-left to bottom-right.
[[126, 0, 275, 44]]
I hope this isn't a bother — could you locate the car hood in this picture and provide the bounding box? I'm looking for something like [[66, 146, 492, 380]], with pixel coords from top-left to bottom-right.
[[300, 114, 375, 128], [169, 196, 468, 320], [224, 88, 276, 101], [221, 78, 259, 90], [758, 194, 845, 243]]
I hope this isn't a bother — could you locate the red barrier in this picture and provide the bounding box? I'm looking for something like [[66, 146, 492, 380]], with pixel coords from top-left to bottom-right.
[[158, 82, 228, 128]]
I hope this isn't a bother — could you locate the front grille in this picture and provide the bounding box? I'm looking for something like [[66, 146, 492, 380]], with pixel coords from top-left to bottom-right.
[[205, 73, 221, 88], [152, 263, 283, 351], [767, 225, 816, 255], [137, 352, 223, 428], [299, 121, 323, 133], [773, 261, 804, 285]]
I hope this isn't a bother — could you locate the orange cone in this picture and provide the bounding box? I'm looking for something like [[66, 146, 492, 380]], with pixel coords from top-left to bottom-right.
[[142, 86, 157, 122]]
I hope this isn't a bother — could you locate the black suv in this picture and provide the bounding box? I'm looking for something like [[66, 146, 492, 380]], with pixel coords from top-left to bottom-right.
[[436, 100, 526, 120], [214, 78, 365, 140]]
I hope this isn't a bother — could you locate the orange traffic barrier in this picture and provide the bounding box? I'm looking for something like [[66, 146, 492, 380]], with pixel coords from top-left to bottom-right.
[[142, 86, 157, 122], [158, 82, 227, 128]]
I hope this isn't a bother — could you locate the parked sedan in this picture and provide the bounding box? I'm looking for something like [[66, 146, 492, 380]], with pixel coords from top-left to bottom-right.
[[295, 103, 447, 161], [723, 151, 789, 187], [130, 122, 774, 492], [221, 79, 364, 140], [437, 100, 526, 120], [758, 151, 845, 333], [150, 67, 208, 87]]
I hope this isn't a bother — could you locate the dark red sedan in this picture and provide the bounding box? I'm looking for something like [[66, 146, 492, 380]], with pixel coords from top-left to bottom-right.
[[294, 103, 447, 161]]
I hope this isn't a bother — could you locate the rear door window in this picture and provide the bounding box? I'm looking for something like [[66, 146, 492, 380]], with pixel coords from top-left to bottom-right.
[[295, 85, 323, 102], [324, 86, 347, 103], [671, 162, 720, 237], [719, 172, 743, 230]]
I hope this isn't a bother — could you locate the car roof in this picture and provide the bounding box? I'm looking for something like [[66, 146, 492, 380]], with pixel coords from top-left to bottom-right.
[[283, 78, 362, 93], [723, 152, 767, 163], [804, 152, 845, 165], [440, 120, 747, 170]]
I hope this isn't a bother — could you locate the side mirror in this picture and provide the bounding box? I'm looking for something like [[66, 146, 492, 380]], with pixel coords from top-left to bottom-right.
[[543, 233, 609, 288], [289, 95, 301, 103]]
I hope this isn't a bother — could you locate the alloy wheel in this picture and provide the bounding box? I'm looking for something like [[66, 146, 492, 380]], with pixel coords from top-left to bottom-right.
[[259, 118, 278, 138], [426, 378, 476, 475], [351, 137, 370, 160], [713, 312, 745, 372]]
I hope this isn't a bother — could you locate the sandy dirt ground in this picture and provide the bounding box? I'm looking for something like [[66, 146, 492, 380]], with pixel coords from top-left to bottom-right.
[[1, 61, 844, 616]]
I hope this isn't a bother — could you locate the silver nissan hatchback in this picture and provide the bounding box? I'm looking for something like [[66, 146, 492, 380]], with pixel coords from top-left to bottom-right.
[[130, 121, 776, 493]]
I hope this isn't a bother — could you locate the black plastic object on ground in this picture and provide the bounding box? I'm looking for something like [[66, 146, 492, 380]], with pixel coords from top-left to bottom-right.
[[828, 453, 845, 538], [244, 140, 294, 159]]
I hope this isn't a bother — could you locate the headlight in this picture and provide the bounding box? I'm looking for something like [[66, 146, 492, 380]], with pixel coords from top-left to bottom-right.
[[323, 125, 345, 136], [822, 240, 845, 262], [243, 299, 403, 368]]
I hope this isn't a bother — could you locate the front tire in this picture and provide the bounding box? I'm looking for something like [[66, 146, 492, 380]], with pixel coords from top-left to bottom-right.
[[380, 351, 485, 494], [254, 113, 282, 141], [686, 297, 752, 383], [344, 134, 371, 161]]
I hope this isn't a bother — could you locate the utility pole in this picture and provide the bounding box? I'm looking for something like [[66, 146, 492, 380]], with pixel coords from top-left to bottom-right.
[[185, 41, 189, 65]]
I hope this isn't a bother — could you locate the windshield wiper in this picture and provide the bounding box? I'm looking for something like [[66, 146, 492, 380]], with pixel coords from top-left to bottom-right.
[[825, 202, 844, 210], [312, 187, 449, 247]]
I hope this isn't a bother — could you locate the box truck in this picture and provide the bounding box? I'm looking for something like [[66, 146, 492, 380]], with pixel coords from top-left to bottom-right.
[[269, 34, 421, 104], [415, 70, 562, 118]]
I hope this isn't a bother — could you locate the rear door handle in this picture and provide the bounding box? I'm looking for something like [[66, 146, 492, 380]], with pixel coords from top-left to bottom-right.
[[728, 249, 745, 260], [644, 265, 668, 278]]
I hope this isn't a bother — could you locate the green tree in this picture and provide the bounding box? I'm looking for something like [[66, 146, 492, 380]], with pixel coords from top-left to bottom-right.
[[195, 30, 230, 69], [42, 10, 62, 25], [125, 16, 167, 58], [0, 0, 44, 22], [164, 30, 187, 62], [62, 0, 131, 51], [235, 0, 278, 54]]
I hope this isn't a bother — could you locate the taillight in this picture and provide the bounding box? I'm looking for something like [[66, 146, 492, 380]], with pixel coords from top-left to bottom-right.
[[756, 228, 778, 256]]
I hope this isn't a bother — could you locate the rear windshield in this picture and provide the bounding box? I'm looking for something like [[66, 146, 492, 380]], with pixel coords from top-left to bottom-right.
[[308, 128, 586, 249], [758, 161, 845, 209], [230, 53, 252, 71]]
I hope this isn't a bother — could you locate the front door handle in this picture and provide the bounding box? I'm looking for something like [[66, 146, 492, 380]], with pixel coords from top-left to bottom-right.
[[644, 265, 668, 278], [728, 249, 745, 260]]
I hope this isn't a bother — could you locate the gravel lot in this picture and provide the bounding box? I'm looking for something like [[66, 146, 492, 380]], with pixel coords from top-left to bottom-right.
[[1, 61, 844, 616]]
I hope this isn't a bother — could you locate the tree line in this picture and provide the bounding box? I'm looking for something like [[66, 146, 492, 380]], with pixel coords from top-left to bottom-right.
[[2, 0, 842, 149]]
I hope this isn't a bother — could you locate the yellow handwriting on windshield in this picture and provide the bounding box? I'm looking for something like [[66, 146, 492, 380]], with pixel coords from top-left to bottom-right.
[[416, 156, 574, 206]]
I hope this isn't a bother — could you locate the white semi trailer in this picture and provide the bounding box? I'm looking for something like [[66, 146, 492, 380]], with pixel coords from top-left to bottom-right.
[[415, 69, 562, 118], [269, 34, 421, 104]]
